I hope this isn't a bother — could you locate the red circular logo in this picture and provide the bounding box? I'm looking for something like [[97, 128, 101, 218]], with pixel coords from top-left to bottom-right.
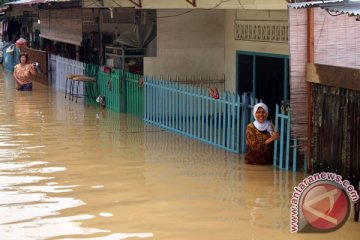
[[301, 182, 350, 231]]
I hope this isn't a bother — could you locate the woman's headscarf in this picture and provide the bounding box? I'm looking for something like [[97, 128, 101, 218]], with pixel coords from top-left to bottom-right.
[[253, 103, 273, 134]]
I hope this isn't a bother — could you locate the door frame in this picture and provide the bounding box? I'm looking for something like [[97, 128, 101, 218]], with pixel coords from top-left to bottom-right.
[[236, 51, 289, 100]]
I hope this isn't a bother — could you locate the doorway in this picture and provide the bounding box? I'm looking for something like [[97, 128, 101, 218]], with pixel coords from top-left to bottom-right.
[[236, 51, 289, 120]]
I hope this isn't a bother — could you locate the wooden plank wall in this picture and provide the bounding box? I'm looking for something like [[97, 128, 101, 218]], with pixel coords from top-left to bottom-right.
[[19, 46, 48, 85], [307, 63, 360, 91], [311, 84, 360, 187]]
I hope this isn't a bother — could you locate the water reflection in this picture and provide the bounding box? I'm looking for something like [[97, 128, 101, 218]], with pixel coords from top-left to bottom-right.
[[1, 70, 359, 239], [0, 72, 154, 239], [0, 159, 90, 238], [0, 151, 154, 239]]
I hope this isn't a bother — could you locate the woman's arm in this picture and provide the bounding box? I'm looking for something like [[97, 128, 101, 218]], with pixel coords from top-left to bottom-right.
[[28, 64, 37, 75], [265, 131, 280, 145]]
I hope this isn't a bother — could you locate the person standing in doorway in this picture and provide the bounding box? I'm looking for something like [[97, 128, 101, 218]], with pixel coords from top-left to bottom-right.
[[13, 53, 36, 91], [245, 103, 279, 165]]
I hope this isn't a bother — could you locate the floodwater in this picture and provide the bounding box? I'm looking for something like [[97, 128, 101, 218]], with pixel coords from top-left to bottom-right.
[[0, 68, 359, 240]]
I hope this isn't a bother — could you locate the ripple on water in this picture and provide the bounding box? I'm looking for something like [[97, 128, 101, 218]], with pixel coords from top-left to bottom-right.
[[0, 71, 359, 240]]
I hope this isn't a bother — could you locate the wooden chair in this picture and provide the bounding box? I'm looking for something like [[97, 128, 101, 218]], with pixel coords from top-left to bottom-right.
[[71, 75, 97, 102], [65, 74, 81, 99]]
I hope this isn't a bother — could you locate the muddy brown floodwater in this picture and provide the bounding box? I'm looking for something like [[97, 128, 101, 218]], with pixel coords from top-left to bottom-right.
[[0, 69, 359, 239]]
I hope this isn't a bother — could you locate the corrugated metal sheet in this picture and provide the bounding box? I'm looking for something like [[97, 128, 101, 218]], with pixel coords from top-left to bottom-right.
[[289, 0, 360, 16], [5, 0, 45, 5], [323, 5, 360, 15], [288, 0, 342, 9], [5, 0, 70, 5]]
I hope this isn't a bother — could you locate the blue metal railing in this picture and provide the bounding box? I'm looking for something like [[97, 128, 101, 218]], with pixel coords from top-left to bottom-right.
[[273, 104, 306, 171], [144, 77, 259, 153]]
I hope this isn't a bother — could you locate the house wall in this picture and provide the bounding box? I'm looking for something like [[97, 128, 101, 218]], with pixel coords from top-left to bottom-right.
[[312, 8, 360, 167], [145, 9, 289, 89], [143, 9, 226, 81], [288, 7, 360, 156], [224, 9, 289, 92], [99, 9, 135, 34]]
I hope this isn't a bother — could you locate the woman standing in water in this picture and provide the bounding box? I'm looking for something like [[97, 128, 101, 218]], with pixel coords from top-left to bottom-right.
[[245, 103, 280, 165], [13, 53, 36, 91]]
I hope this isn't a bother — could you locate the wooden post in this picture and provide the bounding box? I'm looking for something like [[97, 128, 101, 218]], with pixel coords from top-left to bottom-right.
[[76, 46, 79, 61]]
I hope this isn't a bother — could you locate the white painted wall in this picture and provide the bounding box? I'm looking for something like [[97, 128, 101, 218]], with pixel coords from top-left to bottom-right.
[[144, 9, 226, 80], [224, 9, 289, 92], [144, 9, 289, 92]]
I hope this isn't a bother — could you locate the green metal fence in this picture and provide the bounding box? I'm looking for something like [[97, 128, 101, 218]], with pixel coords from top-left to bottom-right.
[[85, 64, 99, 104], [84, 64, 144, 115], [124, 72, 144, 116], [97, 69, 123, 112]]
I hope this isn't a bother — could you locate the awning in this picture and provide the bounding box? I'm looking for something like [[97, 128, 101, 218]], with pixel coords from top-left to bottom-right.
[[39, 8, 82, 46], [322, 3, 360, 16], [288, 1, 342, 9], [0, 6, 10, 13], [288, 0, 360, 16], [5, 0, 71, 5], [5, 0, 46, 5], [39, 33, 82, 46]]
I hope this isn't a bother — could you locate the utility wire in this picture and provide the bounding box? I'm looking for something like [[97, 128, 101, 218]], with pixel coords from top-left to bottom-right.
[[81, 0, 232, 19], [157, 0, 232, 19], [319, 0, 344, 16], [237, 0, 245, 9], [45, 0, 241, 19]]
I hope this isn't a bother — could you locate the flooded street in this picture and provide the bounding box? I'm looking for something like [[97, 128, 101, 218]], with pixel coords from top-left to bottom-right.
[[0, 68, 359, 240]]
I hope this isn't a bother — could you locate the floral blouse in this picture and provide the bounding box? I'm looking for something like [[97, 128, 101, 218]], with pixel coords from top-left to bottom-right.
[[13, 63, 34, 85], [245, 123, 273, 165]]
